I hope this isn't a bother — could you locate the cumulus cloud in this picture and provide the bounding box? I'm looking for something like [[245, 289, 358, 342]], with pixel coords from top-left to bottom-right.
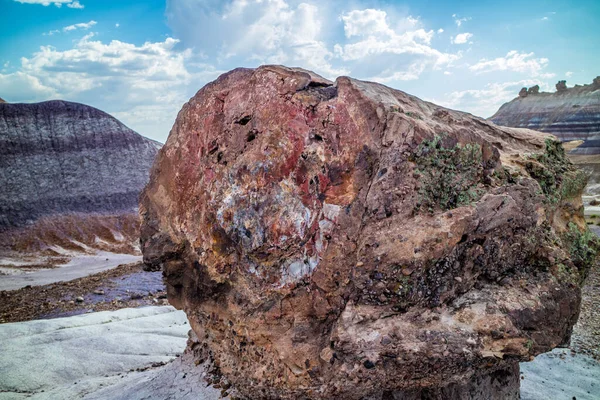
[[452, 14, 471, 27], [166, 1, 460, 83], [434, 79, 548, 118], [14, 0, 84, 8], [451, 32, 472, 44], [566, 71, 573, 77], [0, 71, 58, 102], [63, 20, 96, 31], [45, 20, 96, 35], [166, 0, 346, 78], [335, 8, 460, 82], [341, 9, 396, 38], [67, 0, 83, 8], [0, 34, 219, 141], [469, 50, 550, 76]]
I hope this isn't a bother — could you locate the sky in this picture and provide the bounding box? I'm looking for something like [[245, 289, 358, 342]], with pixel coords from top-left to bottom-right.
[[0, 0, 598, 143]]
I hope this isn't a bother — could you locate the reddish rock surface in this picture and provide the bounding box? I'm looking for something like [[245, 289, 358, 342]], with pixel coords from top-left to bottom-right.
[[141, 66, 594, 399]]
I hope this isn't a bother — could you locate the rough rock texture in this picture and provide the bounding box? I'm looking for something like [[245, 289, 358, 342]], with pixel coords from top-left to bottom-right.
[[0, 100, 161, 229], [490, 78, 600, 155], [141, 66, 595, 399]]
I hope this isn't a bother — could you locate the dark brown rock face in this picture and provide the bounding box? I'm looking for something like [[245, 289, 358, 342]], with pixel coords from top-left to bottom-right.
[[490, 77, 600, 155], [141, 66, 594, 399]]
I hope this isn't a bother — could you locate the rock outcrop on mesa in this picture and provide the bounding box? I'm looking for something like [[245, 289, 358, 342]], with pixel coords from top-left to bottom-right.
[[141, 66, 596, 399], [0, 100, 160, 260], [490, 77, 600, 155]]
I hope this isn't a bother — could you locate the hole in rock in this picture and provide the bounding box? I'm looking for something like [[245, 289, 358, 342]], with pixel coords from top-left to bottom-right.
[[307, 81, 333, 88], [236, 115, 252, 125]]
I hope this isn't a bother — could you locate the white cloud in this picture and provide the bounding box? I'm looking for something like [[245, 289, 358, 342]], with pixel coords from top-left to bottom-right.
[[0, 71, 59, 102], [63, 20, 96, 31], [443, 71, 451, 75], [19, 35, 194, 95], [166, 1, 460, 83], [334, 8, 460, 82], [0, 34, 217, 141], [115, 23, 120, 28], [437, 28, 444, 33], [170, 0, 345, 77], [566, 71, 573, 77], [44, 20, 96, 35], [434, 79, 549, 118], [14, 0, 83, 8], [67, 0, 83, 8], [541, 16, 549, 21], [341, 9, 396, 38], [452, 14, 471, 27], [469, 50, 550, 76], [452, 32, 472, 44]]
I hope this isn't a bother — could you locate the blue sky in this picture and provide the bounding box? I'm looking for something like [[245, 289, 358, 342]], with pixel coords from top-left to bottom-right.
[[1, 0, 598, 142]]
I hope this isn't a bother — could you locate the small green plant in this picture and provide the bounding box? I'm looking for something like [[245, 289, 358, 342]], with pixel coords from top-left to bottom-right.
[[525, 339, 534, 351], [525, 139, 588, 204], [564, 222, 600, 278], [394, 275, 412, 297], [414, 134, 483, 212], [405, 111, 422, 120]]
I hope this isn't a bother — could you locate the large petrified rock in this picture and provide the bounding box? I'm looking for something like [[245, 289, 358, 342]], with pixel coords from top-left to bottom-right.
[[490, 77, 600, 155], [141, 66, 596, 399], [0, 100, 161, 261]]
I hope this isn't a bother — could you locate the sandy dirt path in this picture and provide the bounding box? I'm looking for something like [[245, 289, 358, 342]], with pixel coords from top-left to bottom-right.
[[0, 251, 141, 291]]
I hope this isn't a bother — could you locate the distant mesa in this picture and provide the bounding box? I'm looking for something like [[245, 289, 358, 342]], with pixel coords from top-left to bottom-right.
[[0, 100, 161, 262], [555, 80, 568, 93], [528, 85, 540, 95], [490, 76, 600, 155]]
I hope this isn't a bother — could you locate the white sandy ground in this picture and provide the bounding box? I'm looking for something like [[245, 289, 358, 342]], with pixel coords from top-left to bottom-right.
[[0, 252, 141, 292], [0, 306, 191, 400], [0, 306, 598, 400], [520, 349, 600, 400]]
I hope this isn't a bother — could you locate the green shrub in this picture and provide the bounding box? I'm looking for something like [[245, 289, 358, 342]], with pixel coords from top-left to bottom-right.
[[564, 222, 599, 277], [414, 134, 483, 212], [525, 139, 587, 204]]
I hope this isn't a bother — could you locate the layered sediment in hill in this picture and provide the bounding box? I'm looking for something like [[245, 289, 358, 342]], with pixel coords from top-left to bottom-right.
[[0, 100, 160, 264], [490, 78, 600, 155], [141, 66, 596, 399]]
